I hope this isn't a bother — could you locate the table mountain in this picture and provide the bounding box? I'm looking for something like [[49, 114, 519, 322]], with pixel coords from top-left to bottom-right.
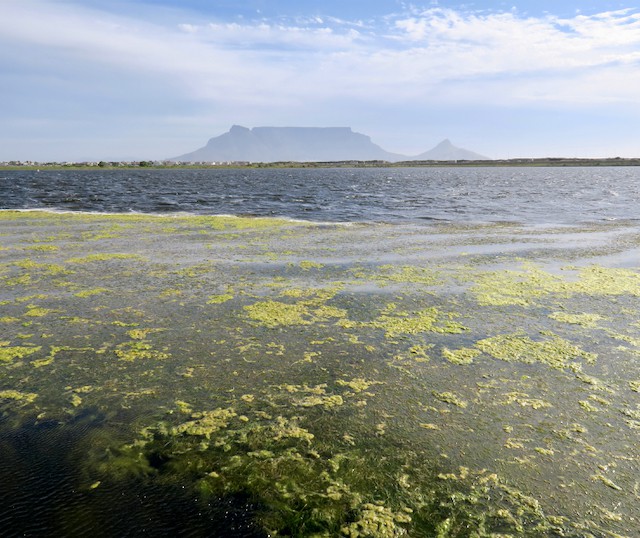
[[171, 126, 488, 162]]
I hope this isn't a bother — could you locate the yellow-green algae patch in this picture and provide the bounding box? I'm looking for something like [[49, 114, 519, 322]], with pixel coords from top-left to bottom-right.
[[173, 408, 237, 438], [370, 306, 466, 338], [114, 337, 170, 361], [361, 264, 442, 286], [299, 260, 324, 270], [24, 305, 56, 317], [206, 293, 234, 304], [65, 253, 143, 264], [433, 391, 468, 408], [74, 287, 109, 298], [244, 300, 314, 327], [23, 244, 59, 252], [0, 343, 41, 364], [13, 259, 71, 276], [469, 263, 640, 307], [548, 311, 603, 327], [475, 332, 596, 369], [244, 286, 346, 328], [442, 347, 481, 365], [336, 378, 382, 393], [0, 390, 38, 404]]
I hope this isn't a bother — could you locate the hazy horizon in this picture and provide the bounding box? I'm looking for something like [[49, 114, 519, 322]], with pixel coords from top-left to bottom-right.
[[1, 1, 639, 162]]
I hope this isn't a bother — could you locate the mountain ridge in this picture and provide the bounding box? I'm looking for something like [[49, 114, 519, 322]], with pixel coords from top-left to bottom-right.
[[171, 126, 488, 162]]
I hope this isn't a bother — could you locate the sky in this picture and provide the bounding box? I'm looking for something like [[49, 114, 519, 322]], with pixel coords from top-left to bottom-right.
[[1, 0, 639, 161]]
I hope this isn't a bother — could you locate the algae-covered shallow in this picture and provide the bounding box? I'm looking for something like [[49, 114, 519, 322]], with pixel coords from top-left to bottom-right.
[[1, 210, 640, 536]]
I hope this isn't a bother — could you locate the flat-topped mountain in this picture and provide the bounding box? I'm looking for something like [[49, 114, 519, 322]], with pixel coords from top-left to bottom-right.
[[171, 126, 488, 163]]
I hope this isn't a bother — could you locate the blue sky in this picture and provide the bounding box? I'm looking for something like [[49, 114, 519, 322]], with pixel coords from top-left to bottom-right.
[[1, 0, 639, 160]]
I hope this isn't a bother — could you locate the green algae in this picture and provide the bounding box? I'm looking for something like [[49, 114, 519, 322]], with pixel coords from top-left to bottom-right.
[[335, 378, 382, 393], [244, 300, 314, 327], [469, 263, 640, 307], [341, 502, 411, 537], [74, 287, 109, 298], [433, 391, 468, 408], [299, 260, 324, 270], [475, 332, 597, 370], [65, 253, 142, 264], [548, 311, 603, 327], [244, 286, 346, 328], [114, 340, 170, 361], [24, 244, 59, 252], [0, 343, 41, 364], [371, 306, 466, 338], [361, 264, 441, 287], [294, 394, 344, 409], [13, 259, 70, 276], [206, 293, 234, 304], [0, 389, 38, 404], [441, 347, 481, 365], [501, 392, 552, 410], [173, 408, 237, 438]]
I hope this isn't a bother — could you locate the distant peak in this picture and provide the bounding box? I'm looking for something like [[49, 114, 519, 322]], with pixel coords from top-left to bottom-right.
[[229, 125, 250, 133], [436, 139, 454, 147]]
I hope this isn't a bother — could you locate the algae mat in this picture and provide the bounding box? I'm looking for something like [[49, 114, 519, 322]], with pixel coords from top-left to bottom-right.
[[1, 210, 640, 537]]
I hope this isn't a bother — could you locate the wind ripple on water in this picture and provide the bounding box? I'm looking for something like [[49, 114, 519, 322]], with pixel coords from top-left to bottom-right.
[[1, 166, 639, 224]]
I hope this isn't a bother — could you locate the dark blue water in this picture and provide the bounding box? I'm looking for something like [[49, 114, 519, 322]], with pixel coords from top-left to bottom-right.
[[1, 166, 639, 224]]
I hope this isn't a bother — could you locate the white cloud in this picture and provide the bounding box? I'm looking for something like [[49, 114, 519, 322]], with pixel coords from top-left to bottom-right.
[[2, 0, 640, 159], [7, 4, 638, 106]]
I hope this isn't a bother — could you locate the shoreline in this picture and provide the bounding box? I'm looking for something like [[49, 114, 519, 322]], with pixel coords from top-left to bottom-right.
[[3, 156, 640, 170]]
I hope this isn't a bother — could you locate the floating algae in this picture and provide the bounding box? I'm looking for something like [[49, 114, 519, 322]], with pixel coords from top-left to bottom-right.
[[370, 306, 467, 338], [0, 343, 41, 364], [441, 347, 480, 365], [475, 332, 596, 370], [548, 311, 603, 327], [244, 286, 347, 328], [0, 389, 38, 404]]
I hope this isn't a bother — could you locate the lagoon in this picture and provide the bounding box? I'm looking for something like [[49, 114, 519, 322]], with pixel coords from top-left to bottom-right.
[[1, 210, 639, 536]]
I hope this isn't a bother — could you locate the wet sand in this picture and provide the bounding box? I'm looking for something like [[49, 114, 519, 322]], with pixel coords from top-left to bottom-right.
[[1, 210, 639, 536]]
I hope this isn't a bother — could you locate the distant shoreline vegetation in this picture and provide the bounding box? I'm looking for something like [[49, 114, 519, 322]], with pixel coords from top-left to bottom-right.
[[2, 157, 640, 169]]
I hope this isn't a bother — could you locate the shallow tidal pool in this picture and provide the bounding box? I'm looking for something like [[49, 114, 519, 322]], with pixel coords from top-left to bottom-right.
[[1, 211, 639, 537]]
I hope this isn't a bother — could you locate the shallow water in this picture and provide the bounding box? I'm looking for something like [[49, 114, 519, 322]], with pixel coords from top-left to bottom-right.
[[1, 211, 640, 536]]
